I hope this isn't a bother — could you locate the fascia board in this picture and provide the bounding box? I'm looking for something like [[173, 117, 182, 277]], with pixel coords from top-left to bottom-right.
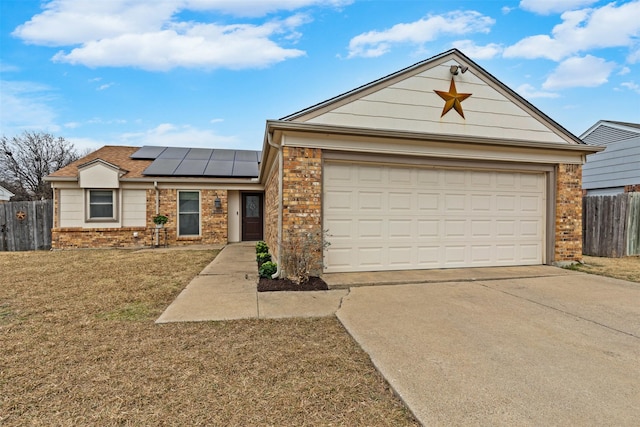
[[267, 121, 604, 155]]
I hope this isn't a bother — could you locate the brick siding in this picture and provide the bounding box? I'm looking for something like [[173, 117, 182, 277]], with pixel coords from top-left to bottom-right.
[[263, 158, 280, 260], [52, 188, 227, 249], [555, 163, 583, 262], [280, 146, 323, 276]]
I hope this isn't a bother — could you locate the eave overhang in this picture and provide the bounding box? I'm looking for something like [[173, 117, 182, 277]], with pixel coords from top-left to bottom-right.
[[265, 120, 605, 156]]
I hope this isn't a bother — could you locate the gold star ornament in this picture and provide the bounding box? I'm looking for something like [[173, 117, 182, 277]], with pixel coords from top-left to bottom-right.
[[434, 78, 472, 119]]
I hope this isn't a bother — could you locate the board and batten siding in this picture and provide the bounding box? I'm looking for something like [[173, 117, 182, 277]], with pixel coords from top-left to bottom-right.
[[583, 136, 640, 191], [59, 188, 84, 227], [306, 60, 568, 145], [121, 190, 147, 227]]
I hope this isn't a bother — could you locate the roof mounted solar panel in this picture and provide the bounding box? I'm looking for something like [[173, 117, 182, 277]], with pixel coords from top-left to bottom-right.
[[131, 146, 167, 159], [133, 145, 260, 178], [234, 150, 259, 162], [158, 147, 190, 159], [142, 158, 182, 175], [204, 160, 234, 176], [174, 159, 209, 175], [211, 149, 236, 161], [232, 161, 259, 177], [185, 148, 214, 160]]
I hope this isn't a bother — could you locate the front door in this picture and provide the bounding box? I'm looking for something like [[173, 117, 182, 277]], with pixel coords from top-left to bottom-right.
[[242, 193, 263, 241]]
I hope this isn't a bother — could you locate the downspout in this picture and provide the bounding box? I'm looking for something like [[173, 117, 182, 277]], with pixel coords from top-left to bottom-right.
[[267, 132, 284, 279], [154, 181, 159, 215], [154, 181, 159, 247]]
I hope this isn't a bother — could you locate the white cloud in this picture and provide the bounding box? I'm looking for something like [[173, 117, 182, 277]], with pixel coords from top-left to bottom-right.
[[628, 47, 640, 64], [65, 136, 109, 153], [451, 40, 502, 59], [620, 81, 640, 94], [519, 0, 598, 15], [505, 1, 640, 61], [51, 18, 306, 70], [542, 55, 616, 89], [119, 123, 240, 148], [619, 66, 631, 75], [347, 11, 495, 58], [516, 83, 560, 99], [0, 81, 60, 134], [12, 0, 342, 70], [185, 0, 353, 17], [0, 62, 20, 73], [97, 83, 114, 91], [13, 0, 176, 46]]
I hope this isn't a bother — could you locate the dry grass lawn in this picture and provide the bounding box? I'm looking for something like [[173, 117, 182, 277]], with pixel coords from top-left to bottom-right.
[[573, 255, 640, 283], [0, 249, 417, 426]]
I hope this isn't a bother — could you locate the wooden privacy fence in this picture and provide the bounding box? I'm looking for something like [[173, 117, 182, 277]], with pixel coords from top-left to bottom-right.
[[583, 193, 640, 257], [0, 200, 53, 251]]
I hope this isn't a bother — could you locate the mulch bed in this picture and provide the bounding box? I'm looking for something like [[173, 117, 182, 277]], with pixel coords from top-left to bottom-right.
[[257, 276, 329, 292]]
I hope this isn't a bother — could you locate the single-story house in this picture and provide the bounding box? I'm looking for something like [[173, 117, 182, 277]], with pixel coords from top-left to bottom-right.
[[581, 120, 640, 195], [46, 49, 602, 274], [0, 185, 14, 202]]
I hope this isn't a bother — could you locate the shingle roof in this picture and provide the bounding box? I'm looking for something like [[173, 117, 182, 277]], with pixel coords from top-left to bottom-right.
[[47, 145, 262, 180], [48, 146, 152, 179]]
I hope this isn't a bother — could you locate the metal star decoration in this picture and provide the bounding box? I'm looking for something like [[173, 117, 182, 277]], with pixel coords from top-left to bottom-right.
[[434, 78, 472, 119]]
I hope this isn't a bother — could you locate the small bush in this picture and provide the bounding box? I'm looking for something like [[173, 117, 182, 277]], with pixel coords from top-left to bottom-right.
[[259, 261, 277, 278], [255, 241, 269, 254], [256, 252, 272, 264], [281, 230, 330, 285]]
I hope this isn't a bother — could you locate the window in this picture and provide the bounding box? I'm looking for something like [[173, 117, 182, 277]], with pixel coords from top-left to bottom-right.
[[178, 191, 200, 236], [88, 189, 116, 220]]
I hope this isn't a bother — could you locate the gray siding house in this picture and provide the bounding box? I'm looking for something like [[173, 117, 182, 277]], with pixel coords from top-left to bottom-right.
[[582, 120, 640, 195]]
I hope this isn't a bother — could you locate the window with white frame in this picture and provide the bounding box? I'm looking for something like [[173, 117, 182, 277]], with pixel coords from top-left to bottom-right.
[[87, 189, 116, 221], [178, 191, 200, 236]]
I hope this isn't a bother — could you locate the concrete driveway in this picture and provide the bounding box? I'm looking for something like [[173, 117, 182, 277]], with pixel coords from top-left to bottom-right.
[[336, 271, 640, 426]]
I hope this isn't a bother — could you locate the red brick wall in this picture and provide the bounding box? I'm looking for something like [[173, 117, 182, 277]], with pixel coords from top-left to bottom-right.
[[625, 184, 640, 192], [555, 164, 583, 262]]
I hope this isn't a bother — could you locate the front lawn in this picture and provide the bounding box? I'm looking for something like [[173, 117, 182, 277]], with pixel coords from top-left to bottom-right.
[[0, 249, 417, 426], [572, 255, 640, 283]]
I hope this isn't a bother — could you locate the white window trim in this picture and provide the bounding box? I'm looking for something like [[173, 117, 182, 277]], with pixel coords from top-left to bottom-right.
[[177, 190, 201, 237], [86, 189, 118, 222]]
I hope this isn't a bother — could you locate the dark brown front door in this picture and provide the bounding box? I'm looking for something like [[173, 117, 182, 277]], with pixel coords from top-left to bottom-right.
[[242, 193, 263, 241]]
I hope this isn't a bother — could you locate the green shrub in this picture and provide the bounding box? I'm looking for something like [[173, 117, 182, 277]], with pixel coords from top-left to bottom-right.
[[256, 252, 272, 264], [255, 241, 269, 254], [259, 261, 277, 278]]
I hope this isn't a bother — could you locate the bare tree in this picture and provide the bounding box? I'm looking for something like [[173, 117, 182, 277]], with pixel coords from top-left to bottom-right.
[[1, 131, 81, 200]]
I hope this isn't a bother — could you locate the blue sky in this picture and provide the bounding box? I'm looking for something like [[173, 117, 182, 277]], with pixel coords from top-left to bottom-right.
[[1, 0, 639, 153]]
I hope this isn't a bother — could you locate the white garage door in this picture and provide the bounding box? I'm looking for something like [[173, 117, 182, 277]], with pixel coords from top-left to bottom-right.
[[324, 162, 546, 273]]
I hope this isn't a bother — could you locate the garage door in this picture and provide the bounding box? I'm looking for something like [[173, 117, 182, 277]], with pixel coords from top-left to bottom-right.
[[323, 162, 546, 273]]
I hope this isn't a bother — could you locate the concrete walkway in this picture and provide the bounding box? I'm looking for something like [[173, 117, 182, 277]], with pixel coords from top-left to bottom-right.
[[156, 242, 347, 322], [157, 243, 574, 323]]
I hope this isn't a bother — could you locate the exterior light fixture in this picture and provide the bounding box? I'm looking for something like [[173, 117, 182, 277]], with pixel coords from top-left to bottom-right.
[[214, 194, 222, 210], [449, 65, 469, 75]]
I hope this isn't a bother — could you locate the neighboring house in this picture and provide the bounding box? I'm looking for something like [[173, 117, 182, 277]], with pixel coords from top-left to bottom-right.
[[0, 185, 14, 203], [46, 49, 601, 273], [581, 120, 640, 195]]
